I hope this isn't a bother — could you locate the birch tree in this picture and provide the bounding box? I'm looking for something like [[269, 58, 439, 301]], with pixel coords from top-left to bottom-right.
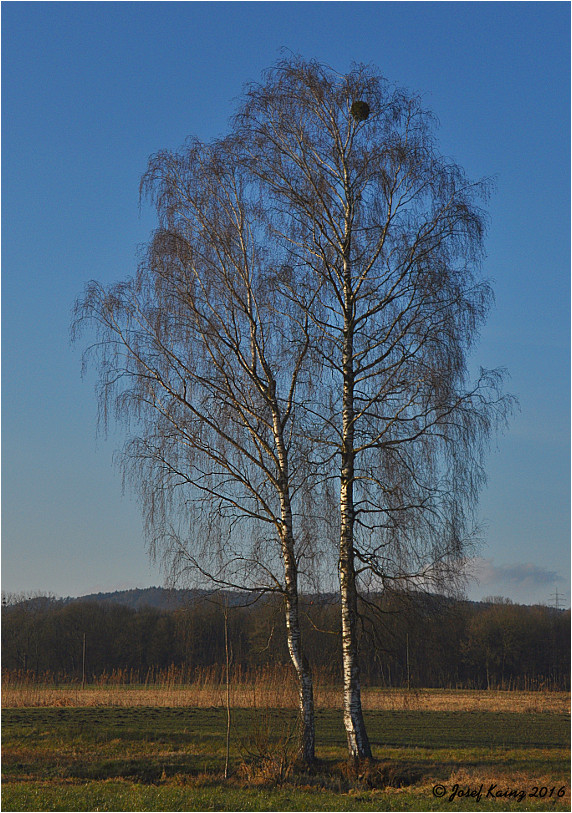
[[72, 139, 320, 763], [235, 56, 513, 759]]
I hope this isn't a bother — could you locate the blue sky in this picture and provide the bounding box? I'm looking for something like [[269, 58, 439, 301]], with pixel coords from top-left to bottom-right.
[[2, 1, 570, 606]]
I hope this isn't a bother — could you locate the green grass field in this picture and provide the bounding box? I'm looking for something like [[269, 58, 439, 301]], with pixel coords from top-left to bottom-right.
[[2, 706, 570, 811]]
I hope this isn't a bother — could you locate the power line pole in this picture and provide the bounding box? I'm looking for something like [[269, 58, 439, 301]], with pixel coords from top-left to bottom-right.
[[550, 590, 563, 610]]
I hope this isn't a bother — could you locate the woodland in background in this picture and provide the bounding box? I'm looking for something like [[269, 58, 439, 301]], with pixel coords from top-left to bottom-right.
[[2, 591, 569, 691]]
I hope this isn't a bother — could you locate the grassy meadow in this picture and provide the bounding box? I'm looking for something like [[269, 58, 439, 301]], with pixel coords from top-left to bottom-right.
[[2, 683, 570, 811]]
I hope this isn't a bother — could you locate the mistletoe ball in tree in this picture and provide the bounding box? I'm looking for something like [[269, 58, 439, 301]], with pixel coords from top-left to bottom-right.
[[351, 100, 370, 121]]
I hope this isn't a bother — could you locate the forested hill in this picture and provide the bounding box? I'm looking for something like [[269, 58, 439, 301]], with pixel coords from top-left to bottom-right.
[[70, 587, 338, 611], [3, 587, 253, 611], [8, 586, 558, 613], [70, 587, 207, 610]]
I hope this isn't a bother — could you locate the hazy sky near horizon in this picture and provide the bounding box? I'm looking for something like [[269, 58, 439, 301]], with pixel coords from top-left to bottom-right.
[[3, 2, 570, 607]]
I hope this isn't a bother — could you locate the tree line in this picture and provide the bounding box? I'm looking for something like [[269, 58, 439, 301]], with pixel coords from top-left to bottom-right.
[[71, 55, 514, 760], [3, 593, 568, 691]]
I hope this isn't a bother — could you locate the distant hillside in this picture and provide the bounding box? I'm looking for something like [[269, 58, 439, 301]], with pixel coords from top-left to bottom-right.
[[68, 587, 564, 614], [64, 586, 260, 610], [3, 586, 566, 614], [67, 587, 195, 610]]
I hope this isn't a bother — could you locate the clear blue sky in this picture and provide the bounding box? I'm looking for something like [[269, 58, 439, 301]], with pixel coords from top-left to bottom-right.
[[3, 2, 570, 606]]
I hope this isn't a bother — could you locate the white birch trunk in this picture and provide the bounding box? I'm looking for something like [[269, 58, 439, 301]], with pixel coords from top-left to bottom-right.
[[282, 539, 316, 764], [273, 404, 316, 764], [339, 183, 373, 759], [339, 318, 373, 760]]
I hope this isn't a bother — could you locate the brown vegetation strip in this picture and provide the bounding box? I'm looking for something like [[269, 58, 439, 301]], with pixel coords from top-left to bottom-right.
[[2, 684, 569, 713]]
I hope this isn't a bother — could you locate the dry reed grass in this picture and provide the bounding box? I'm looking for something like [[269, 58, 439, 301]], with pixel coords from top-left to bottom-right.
[[361, 687, 570, 714], [2, 676, 569, 713]]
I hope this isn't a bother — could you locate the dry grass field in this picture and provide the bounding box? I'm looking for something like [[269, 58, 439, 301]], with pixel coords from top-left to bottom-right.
[[3, 678, 570, 714]]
